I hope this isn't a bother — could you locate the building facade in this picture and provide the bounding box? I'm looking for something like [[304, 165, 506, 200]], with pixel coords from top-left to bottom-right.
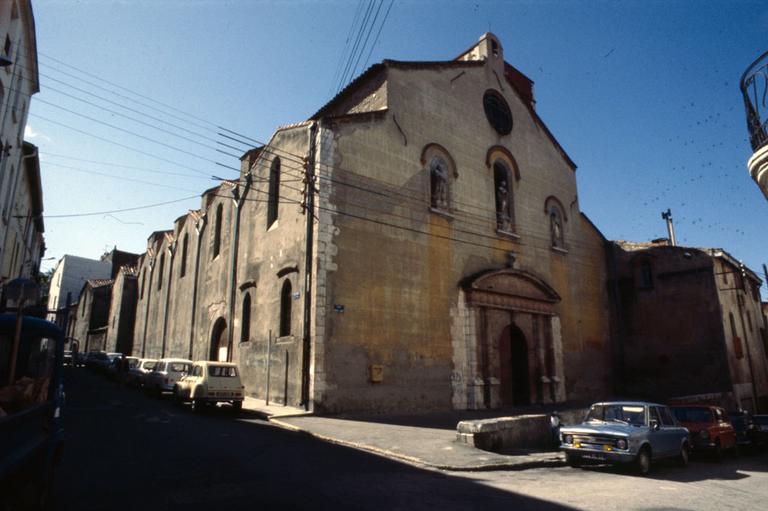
[[0, 0, 41, 285], [609, 241, 768, 412], [129, 34, 614, 413], [46, 255, 111, 324]]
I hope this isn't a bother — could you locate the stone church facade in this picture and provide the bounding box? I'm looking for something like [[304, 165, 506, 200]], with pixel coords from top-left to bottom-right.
[[128, 33, 614, 413]]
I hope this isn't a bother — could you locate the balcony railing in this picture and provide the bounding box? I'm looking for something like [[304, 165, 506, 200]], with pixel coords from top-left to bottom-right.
[[741, 50, 768, 152]]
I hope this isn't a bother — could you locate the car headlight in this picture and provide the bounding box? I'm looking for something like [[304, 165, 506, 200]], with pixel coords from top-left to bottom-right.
[[699, 430, 709, 439], [563, 434, 573, 444], [616, 438, 628, 450]]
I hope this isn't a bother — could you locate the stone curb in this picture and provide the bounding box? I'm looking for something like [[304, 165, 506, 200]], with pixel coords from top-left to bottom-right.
[[268, 417, 567, 472]]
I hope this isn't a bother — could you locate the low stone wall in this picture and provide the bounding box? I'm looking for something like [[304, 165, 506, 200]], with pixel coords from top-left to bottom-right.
[[456, 408, 587, 453]]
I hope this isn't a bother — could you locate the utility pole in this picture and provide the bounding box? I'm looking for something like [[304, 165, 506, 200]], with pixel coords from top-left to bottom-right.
[[300, 121, 318, 411], [661, 209, 677, 246]]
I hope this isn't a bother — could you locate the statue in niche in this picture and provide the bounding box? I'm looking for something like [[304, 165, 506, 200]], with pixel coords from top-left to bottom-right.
[[550, 209, 563, 248], [430, 156, 449, 210], [496, 179, 510, 230]]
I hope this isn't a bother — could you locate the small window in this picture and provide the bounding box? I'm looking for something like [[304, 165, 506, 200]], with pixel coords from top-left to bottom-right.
[[3, 36, 11, 57], [212, 204, 223, 258], [209, 365, 238, 377], [157, 254, 165, 291], [140, 270, 145, 300], [267, 157, 281, 228], [493, 161, 514, 231], [279, 280, 292, 337], [241, 293, 251, 343], [180, 233, 188, 278], [639, 261, 653, 289], [658, 407, 675, 426], [747, 312, 753, 332]]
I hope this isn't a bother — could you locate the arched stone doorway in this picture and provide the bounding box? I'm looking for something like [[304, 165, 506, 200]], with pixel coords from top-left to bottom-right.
[[210, 318, 228, 362], [454, 268, 565, 410], [499, 324, 530, 406]]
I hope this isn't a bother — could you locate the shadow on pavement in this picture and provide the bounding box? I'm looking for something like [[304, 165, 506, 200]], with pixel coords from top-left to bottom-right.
[[55, 367, 578, 511]]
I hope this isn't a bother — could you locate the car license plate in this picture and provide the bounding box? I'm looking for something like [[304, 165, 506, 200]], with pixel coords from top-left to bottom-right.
[[582, 454, 606, 461]]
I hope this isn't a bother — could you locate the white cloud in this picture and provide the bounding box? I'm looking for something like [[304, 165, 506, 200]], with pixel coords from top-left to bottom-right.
[[24, 124, 51, 142]]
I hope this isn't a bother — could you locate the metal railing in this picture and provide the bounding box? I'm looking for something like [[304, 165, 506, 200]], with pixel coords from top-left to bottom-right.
[[741, 50, 768, 152]]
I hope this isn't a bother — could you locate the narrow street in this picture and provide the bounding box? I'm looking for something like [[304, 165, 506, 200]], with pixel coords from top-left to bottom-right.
[[54, 368, 570, 510], [56, 367, 768, 510]]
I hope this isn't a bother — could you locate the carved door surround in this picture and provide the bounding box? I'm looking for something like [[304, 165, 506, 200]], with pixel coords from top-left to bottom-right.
[[459, 268, 566, 409]]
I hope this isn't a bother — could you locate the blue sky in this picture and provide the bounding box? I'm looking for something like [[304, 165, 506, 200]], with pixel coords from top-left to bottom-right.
[[26, 0, 768, 294]]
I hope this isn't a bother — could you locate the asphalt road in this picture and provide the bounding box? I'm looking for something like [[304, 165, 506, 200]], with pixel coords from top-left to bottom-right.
[[55, 367, 768, 510], [54, 367, 570, 510]]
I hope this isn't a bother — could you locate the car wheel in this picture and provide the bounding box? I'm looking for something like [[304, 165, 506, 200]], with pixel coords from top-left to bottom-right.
[[232, 401, 242, 412], [732, 443, 741, 459], [635, 447, 652, 476], [191, 399, 204, 412], [713, 439, 723, 463], [677, 443, 690, 467]]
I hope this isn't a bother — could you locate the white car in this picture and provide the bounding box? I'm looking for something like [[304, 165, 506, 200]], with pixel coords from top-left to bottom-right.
[[144, 358, 193, 396], [174, 361, 244, 411], [127, 358, 156, 387]]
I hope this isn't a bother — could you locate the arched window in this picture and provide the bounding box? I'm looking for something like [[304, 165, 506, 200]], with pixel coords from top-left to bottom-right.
[[267, 157, 281, 228], [213, 203, 223, 258], [157, 254, 165, 290], [493, 161, 514, 231], [241, 293, 252, 343], [421, 144, 456, 213], [180, 233, 188, 277], [280, 279, 292, 337]]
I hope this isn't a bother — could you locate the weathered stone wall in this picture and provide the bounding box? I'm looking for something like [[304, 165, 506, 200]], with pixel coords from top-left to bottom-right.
[[231, 126, 311, 407], [610, 244, 732, 401], [714, 257, 768, 411], [313, 49, 612, 413], [105, 269, 137, 355]]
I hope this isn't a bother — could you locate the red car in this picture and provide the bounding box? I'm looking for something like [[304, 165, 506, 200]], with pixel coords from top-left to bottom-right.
[[671, 405, 738, 460]]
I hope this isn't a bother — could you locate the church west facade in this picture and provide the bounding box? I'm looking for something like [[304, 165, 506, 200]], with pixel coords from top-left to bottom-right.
[[123, 34, 615, 414]]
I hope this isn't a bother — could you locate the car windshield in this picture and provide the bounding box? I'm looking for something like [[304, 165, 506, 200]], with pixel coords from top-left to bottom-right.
[[168, 362, 190, 373], [672, 407, 713, 423], [586, 404, 646, 426], [209, 365, 237, 377]]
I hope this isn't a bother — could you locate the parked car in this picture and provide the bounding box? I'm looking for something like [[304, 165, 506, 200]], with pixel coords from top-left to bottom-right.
[[106, 356, 139, 379], [174, 361, 245, 411], [559, 401, 690, 475], [127, 358, 157, 387], [144, 358, 193, 396], [670, 405, 737, 460], [752, 415, 768, 448], [84, 351, 108, 370], [728, 410, 763, 450]]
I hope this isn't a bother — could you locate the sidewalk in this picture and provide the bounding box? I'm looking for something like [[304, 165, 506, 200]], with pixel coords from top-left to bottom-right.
[[241, 397, 566, 471]]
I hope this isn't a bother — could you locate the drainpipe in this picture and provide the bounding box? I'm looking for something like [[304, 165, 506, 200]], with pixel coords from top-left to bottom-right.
[[737, 262, 760, 412], [188, 215, 207, 360], [140, 256, 155, 358], [160, 240, 176, 358], [301, 121, 318, 410], [226, 175, 251, 362]]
